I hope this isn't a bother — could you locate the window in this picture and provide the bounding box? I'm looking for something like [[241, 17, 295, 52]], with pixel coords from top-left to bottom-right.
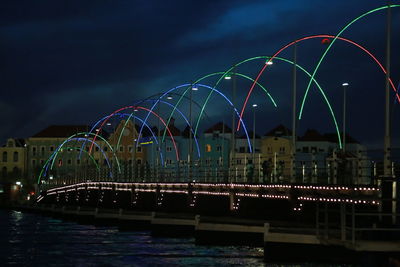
[[2, 152, 7, 162], [103, 159, 108, 165], [76, 159, 81, 165], [166, 159, 172, 165], [311, 147, 317, 153], [128, 146, 133, 152], [41, 146, 45, 156], [32, 159, 36, 166], [137, 146, 142, 152], [119, 146, 124, 152], [2, 167, 7, 177], [217, 145, 222, 152], [58, 159, 62, 167], [236, 159, 242, 165], [205, 159, 211, 165], [239, 147, 245, 153], [50, 146, 54, 152], [32, 146, 37, 156], [206, 144, 212, 152], [95, 147, 99, 152], [166, 146, 172, 152], [279, 147, 285, 153], [247, 159, 253, 164], [13, 152, 18, 162], [40, 160, 44, 165], [137, 159, 142, 165], [128, 159, 132, 165], [302, 147, 309, 153], [103, 146, 108, 152]]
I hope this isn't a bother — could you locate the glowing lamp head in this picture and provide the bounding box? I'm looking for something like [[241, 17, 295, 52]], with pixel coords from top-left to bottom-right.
[[192, 85, 198, 91], [224, 75, 231, 80], [342, 82, 349, 87], [16, 181, 21, 186], [252, 104, 258, 108], [266, 61, 273, 65], [166, 94, 173, 100]]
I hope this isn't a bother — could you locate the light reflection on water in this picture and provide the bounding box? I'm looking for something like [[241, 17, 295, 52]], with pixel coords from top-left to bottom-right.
[[0, 210, 348, 266]]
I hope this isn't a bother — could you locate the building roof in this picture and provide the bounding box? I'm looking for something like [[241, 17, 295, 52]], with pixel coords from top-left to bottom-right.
[[297, 129, 359, 144], [264, 124, 292, 137], [204, 122, 232, 134], [162, 117, 181, 136], [324, 133, 359, 144], [31, 125, 92, 138], [299, 129, 326, 142], [240, 131, 260, 139], [1, 138, 26, 147]]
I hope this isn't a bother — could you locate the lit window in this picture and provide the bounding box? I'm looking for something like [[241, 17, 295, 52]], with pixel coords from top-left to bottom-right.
[[206, 144, 212, 152]]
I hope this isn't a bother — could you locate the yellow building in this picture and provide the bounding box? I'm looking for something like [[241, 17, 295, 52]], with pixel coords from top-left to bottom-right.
[[107, 120, 147, 166], [0, 138, 27, 183], [260, 125, 293, 183]]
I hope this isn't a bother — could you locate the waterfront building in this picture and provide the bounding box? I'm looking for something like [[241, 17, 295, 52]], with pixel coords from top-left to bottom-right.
[[260, 125, 293, 183], [26, 125, 102, 184], [0, 138, 27, 184]]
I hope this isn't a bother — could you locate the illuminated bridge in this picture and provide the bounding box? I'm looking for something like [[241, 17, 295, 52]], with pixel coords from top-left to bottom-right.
[[32, 4, 400, 262]]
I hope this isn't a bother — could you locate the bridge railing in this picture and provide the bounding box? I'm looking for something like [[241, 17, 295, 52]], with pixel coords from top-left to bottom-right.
[[38, 149, 400, 189], [317, 202, 400, 244]]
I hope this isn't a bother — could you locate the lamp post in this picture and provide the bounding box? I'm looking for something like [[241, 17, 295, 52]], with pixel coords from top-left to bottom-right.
[[252, 104, 257, 182], [342, 82, 349, 153]]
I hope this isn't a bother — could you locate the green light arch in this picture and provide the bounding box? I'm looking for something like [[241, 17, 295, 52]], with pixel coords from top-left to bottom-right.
[[299, 4, 400, 127]]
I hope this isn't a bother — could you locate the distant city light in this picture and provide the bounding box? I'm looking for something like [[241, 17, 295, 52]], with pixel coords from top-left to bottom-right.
[[15, 181, 21, 186]]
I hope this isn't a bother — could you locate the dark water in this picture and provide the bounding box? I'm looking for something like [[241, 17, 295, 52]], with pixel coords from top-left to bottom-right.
[[0, 210, 347, 266]]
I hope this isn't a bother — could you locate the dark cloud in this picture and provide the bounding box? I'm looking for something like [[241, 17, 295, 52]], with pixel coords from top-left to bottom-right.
[[1, 0, 399, 149]]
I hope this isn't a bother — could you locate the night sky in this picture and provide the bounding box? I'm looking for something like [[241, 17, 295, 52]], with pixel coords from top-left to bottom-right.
[[1, 0, 400, 149]]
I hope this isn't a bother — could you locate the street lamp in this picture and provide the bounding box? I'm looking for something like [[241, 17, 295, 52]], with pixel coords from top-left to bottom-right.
[[252, 104, 257, 183], [252, 104, 257, 154], [342, 82, 349, 152], [224, 74, 231, 80]]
